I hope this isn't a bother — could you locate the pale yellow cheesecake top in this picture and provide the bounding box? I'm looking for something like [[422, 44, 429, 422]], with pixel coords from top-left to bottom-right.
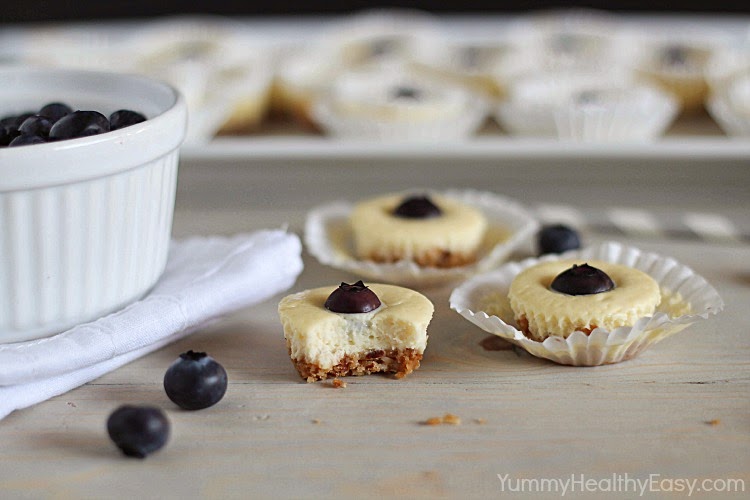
[[278, 283, 434, 369], [350, 193, 487, 259], [329, 71, 473, 122], [508, 259, 661, 339]]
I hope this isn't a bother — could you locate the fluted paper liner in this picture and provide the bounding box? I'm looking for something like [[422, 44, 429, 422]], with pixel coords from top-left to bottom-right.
[[304, 189, 539, 288], [449, 241, 724, 365], [707, 93, 750, 137], [554, 85, 679, 142], [311, 91, 488, 141], [494, 71, 632, 137]]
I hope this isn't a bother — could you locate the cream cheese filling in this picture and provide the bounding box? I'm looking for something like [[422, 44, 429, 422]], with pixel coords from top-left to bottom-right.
[[279, 284, 433, 369]]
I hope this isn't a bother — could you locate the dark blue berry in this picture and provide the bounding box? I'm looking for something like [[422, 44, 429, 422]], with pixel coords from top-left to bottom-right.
[[38, 102, 73, 123], [393, 195, 442, 219], [0, 112, 34, 137], [537, 224, 581, 256], [107, 405, 170, 458], [550, 263, 615, 295], [18, 115, 53, 138], [49, 110, 110, 141], [391, 86, 422, 101], [661, 45, 689, 67], [461, 46, 484, 69], [164, 351, 228, 410], [0, 116, 16, 128], [109, 109, 146, 130], [9, 134, 46, 147], [324, 280, 381, 314], [369, 37, 398, 58], [0, 126, 14, 146]]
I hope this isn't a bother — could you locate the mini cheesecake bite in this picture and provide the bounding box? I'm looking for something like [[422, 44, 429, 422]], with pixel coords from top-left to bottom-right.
[[635, 40, 714, 113], [278, 281, 434, 382], [350, 192, 487, 268], [508, 260, 661, 342]]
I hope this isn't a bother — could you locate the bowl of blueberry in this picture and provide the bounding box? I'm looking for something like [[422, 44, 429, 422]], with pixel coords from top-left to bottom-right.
[[0, 67, 187, 343]]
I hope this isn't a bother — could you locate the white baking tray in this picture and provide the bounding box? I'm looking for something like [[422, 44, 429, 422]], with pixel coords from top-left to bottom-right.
[[4, 14, 750, 161]]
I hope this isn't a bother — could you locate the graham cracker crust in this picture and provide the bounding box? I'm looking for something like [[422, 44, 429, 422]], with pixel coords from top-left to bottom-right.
[[517, 314, 596, 342], [366, 248, 477, 269], [287, 340, 423, 382]]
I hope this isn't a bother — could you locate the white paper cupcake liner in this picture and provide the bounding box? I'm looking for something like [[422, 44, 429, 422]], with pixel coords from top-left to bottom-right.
[[316, 8, 443, 65], [304, 189, 539, 288], [705, 47, 750, 92], [449, 241, 724, 366], [629, 35, 725, 112], [495, 99, 559, 137], [707, 93, 750, 137], [706, 72, 750, 137], [495, 71, 631, 137], [554, 85, 679, 142], [311, 89, 488, 142], [505, 9, 637, 74]]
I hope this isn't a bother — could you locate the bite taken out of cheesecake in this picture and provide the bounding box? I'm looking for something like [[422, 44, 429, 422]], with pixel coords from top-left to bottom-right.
[[278, 281, 434, 382]]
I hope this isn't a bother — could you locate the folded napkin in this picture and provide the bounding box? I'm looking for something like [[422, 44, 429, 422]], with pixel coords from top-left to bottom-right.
[[0, 230, 303, 420]]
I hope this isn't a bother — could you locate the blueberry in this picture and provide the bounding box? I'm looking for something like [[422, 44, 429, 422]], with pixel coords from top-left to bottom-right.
[[1, 112, 34, 137], [393, 195, 442, 219], [390, 86, 422, 101], [461, 46, 484, 69], [109, 109, 146, 130], [661, 45, 689, 67], [38, 102, 73, 123], [18, 115, 53, 138], [576, 90, 601, 105], [550, 263, 615, 296], [107, 405, 170, 458], [9, 134, 45, 147], [369, 37, 398, 58], [0, 126, 14, 146], [0, 115, 16, 128], [324, 280, 382, 314], [49, 110, 110, 140], [537, 224, 581, 255], [164, 351, 228, 410]]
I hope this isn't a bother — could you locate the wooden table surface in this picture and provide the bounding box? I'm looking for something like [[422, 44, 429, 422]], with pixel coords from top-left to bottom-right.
[[1, 155, 749, 499]]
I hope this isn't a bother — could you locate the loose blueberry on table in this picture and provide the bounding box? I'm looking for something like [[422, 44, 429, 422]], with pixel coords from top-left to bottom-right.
[[537, 224, 582, 255], [550, 263, 615, 295], [106, 405, 170, 458], [325, 280, 382, 314], [0, 102, 146, 147], [163, 350, 228, 410]]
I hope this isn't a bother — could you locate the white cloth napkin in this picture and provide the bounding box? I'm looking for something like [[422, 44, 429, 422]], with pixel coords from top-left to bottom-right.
[[0, 230, 303, 420]]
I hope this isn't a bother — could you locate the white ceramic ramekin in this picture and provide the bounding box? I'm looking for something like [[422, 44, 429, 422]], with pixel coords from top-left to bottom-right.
[[0, 67, 187, 343]]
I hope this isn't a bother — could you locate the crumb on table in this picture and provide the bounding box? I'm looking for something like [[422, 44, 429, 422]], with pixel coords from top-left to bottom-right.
[[422, 413, 462, 426], [705, 419, 721, 426], [331, 378, 347, 388]]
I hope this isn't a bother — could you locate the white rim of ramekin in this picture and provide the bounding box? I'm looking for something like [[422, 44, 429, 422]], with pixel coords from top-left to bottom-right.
[[0, 67, 187, 192]]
